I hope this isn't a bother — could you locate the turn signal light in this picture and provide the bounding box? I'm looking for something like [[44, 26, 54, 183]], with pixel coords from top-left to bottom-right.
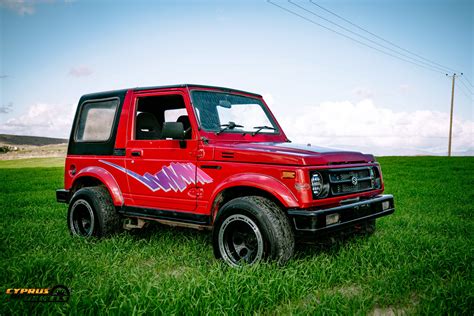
[[69, 164, 76, 176], [281, 171, 296, 179]]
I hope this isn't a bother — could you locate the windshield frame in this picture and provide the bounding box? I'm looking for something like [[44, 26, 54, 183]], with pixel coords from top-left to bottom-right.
[[190, 90, 280, 135]]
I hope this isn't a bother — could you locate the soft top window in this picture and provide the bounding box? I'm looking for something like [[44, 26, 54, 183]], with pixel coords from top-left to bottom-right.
[[76, 99, 119, 142]]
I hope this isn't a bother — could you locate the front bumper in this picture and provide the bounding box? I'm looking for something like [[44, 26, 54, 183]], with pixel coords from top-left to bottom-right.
[[287, 194, 394, 235], [56, 189, 70, 203]]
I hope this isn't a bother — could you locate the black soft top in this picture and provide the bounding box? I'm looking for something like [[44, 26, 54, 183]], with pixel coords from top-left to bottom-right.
[[80, 84, 261, 101], [69, 84, 262, 156]]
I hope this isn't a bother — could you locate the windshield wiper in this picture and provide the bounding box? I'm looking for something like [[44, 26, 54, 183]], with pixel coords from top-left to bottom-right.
[[252, 125, 275, 136], [216, 121, 244, 135]]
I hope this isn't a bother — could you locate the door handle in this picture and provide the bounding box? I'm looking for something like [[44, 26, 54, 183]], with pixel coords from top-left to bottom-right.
[[131, 151, 141, 157]]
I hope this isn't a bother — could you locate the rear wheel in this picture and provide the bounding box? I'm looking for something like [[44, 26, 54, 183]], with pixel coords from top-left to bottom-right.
[[67, 186, 122, 238], [213, 196, 294, 267]]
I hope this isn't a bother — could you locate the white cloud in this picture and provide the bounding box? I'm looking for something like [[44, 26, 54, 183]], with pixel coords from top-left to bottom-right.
[[68, 66, 93, 77], [0, 102, 13, 114], [0, 103, 75, 138], [352, 87, 374, 99], [1, 99, 472, 156], [1, 0, 35, 15], [399, 84, 411, 93], [276, 99, 474, 156], [0, 0, 73, 15]]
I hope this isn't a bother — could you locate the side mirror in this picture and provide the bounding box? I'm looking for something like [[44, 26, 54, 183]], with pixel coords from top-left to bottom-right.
[[161, 122, 186, 148]]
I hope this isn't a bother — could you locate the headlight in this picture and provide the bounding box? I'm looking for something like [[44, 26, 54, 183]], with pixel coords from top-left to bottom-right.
[[311, 172, 323, 196], [371, 166, 381, 189]]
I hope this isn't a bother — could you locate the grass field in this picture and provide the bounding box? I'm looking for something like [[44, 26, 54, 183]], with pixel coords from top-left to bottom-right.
[[0, 157, 64, 168], [1, 157, 472, 315]]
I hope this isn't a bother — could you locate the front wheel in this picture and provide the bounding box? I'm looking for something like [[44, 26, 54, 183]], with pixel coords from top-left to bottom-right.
[[213, 196, 295, 267]]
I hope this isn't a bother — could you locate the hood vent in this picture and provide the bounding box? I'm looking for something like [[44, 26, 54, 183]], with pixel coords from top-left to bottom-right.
[[221, 151, 234, 159]]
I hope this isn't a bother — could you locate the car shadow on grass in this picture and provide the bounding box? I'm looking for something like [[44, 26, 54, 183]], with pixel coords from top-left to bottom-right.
[[294, 227, 376, 259], [127, 221, 212, 241], [125, 220, 372, 261]]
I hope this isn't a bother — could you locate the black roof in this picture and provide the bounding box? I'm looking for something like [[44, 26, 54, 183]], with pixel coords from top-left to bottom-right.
[[81, 84, 262, 100]]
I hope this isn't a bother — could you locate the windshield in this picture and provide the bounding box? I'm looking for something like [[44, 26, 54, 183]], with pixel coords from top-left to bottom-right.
[[191, 91, 278, 134]]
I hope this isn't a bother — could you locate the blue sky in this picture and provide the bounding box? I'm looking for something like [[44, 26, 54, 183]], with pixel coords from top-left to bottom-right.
[[0, 0, 472, 155]]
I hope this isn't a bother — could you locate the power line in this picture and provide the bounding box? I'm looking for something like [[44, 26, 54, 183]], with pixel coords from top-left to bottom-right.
[[309, 0, 460, 74], [288, 0, 452, 74], [311, 135, 449, 139], [458, 77, 473, 95], [267, 1, 446, 74], [456, 82, 474, 101], [461, 76, 474, 88], [268, 1, 466, 157]]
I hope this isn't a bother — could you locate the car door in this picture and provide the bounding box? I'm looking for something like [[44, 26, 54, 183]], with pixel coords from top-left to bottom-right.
[[123, 90, 201, 213]]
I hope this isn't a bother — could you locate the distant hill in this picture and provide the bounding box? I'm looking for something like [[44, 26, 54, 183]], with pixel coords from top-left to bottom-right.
[[0, 134, 68, 146]]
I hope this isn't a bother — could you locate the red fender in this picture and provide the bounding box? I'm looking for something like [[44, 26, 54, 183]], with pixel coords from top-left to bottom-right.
[[210, 173, 299, 211], [73, 166, 124, 206]]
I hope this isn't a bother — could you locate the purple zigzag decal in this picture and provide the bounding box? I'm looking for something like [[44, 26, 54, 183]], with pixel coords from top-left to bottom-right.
[[100, 160, 213, 192]]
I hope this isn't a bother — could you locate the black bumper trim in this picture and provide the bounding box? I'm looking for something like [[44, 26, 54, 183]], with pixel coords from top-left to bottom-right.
[[56, 189, 70, 203], [287, 194, 394, 234]]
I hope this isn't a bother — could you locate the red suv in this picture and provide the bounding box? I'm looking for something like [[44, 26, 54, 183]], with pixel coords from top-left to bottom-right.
[[56, 84, 394, 267]]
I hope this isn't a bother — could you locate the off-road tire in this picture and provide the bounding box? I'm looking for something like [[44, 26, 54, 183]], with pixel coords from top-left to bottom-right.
[[67, 186, 122, 238], [213, 196, 295, 267]]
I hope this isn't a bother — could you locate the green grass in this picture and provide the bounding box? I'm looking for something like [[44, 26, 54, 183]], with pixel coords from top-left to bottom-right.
[[0, 157, 64, 169], [1, 157, 473, 315]]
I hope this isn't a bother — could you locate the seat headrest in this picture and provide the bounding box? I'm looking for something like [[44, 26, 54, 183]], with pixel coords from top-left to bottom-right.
[[176, 115, 191, 130], [136, 112, 161, 140]]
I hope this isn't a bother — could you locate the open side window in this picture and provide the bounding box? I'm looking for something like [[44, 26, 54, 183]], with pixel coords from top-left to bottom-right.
[[135, 94, 192, 140]]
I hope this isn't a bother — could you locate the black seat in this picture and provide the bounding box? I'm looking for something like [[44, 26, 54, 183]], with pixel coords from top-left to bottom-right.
[[136, 112, 161, 140], [176, 115, 191, 139]]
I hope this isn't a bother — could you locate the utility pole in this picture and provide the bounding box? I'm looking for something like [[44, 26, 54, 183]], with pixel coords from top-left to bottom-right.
[[446, 73, 462, 157]]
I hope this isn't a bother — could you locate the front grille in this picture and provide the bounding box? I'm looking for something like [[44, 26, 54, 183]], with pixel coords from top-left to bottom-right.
[[310, 166, 381, 199], [328, 167, 379, 196], [334, 180, 372, 195]]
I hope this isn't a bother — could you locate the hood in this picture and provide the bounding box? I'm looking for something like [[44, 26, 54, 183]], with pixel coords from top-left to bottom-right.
[[212, 142, 375, 166]]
